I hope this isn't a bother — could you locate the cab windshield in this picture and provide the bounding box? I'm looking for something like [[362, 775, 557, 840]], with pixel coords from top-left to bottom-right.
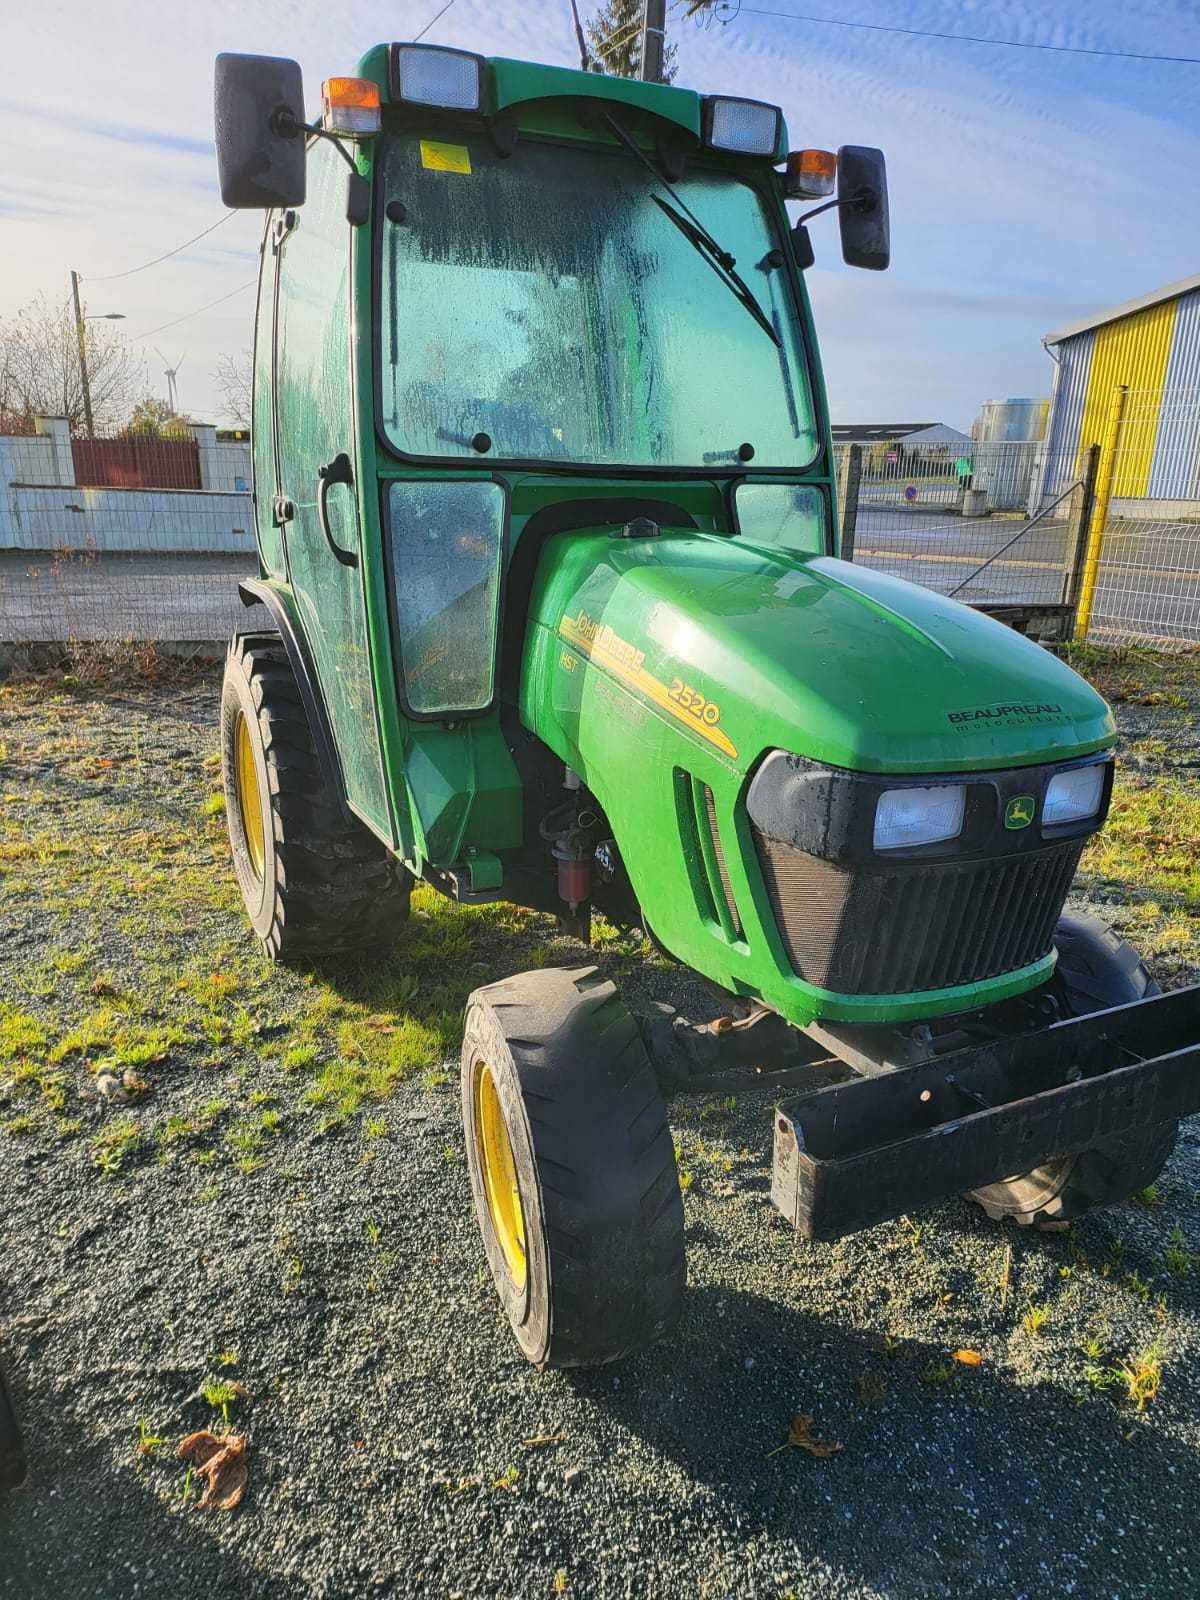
[[378, 132, 817, 469]]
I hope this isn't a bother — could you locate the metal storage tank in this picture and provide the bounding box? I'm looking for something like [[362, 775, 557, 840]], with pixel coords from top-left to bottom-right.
[[975, 399, 1049, 442], [974, 399, 1049, 509], [1038, 274, 1200, 515]]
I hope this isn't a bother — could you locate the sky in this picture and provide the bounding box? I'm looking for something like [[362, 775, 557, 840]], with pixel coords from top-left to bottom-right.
[[2, 1, 1197, 429]]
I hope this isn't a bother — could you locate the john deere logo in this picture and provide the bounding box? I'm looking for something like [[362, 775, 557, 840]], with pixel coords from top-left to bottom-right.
[[1005, 795, 1035, 830]]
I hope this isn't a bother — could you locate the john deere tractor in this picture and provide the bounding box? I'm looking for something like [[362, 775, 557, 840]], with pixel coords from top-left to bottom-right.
[[214, 42, 1200, 1370]]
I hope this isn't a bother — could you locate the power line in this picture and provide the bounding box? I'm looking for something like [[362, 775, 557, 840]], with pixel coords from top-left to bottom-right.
[[84, 213, 237, 284], [730, 5, 1200, 64], [132, 280, 256, 342], [415, 0, 457, 42]]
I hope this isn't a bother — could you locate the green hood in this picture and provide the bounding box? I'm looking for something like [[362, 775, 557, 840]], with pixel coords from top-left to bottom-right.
[[523, 532, 1114, 776]]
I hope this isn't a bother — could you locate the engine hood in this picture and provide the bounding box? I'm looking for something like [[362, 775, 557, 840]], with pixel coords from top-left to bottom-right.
[[522, 531, 1115, 775]]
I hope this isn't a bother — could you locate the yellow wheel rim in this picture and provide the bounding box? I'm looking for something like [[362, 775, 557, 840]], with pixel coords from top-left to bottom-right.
[[234, 711, 266, 881], [474, 1061, 527, 1290]]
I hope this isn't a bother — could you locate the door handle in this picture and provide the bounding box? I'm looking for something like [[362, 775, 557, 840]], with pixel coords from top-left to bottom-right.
[[317, 452, 359, 568]]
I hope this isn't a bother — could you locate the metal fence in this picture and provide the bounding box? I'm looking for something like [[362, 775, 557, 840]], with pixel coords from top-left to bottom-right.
[[0, 545, 255, 646], [0, 421, 255, 647], [0, 407, 1196, 654], [835, 441, 1081, 625], [1076, 389, 1200, 649], [839, 403, 1200, 651]]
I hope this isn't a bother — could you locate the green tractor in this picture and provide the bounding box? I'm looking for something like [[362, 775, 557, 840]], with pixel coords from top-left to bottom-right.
[[214, 41, 1200, 1370]]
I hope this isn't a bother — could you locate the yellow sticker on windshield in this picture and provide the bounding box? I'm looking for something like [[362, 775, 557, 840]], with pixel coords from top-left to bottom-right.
[[420, 140, 471, 174]]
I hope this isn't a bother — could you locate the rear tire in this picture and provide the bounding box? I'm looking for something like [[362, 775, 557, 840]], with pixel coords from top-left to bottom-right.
[[0, 1353, 26, 1491], [461, 966, 686, 1369], [970, 911, 1178, 1227], [220, 633, 411, 961]]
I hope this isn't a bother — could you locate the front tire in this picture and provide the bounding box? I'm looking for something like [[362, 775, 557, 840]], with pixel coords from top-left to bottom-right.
[[220, 633, 411, 962], [461, 966, 686, 1369], [970, 911, 1178, 1227]]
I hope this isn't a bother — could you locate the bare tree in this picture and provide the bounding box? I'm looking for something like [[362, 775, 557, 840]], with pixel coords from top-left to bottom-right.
[[586, 0, 677, 80], [0, 295, 143, 434], [213, 349, 252, 430]]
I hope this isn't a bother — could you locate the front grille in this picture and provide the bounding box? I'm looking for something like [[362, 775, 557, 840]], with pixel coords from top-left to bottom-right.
[[753, 832, 1084, 994]]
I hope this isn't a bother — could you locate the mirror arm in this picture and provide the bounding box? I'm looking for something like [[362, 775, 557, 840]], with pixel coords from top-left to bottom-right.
[[271, 106, 360, 176], [796, 186, 876, 227]]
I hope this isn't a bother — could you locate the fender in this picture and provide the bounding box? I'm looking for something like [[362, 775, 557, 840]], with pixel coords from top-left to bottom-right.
[[237, 579, 353, 824]]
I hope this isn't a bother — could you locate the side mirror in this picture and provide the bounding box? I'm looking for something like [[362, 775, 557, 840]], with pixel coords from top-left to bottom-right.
[[215, 52, 307, 210], [837, 146, 889, 271]]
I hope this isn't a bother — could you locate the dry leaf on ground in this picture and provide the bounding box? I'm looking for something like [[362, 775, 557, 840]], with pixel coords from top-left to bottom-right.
[[952, 1349, 983, 1366], [178, 1429, 249, 1510], [767, 1412, 844, 1459]]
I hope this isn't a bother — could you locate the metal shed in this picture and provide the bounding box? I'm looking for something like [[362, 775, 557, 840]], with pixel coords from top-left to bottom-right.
[[1039, 273, 1200, 515]]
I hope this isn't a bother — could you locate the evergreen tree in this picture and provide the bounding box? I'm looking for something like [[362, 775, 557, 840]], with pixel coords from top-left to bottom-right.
[[585, 0, 677, 81]]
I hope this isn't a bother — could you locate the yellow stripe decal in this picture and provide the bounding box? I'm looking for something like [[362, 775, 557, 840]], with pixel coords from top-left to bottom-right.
[[559, 612, 739, 760]]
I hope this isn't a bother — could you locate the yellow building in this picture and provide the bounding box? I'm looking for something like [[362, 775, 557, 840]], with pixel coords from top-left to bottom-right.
[[1041, 273, 1200, 510]]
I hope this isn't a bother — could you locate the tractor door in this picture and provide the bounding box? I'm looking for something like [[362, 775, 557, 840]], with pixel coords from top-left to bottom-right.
[[272, 139, 392, 841]]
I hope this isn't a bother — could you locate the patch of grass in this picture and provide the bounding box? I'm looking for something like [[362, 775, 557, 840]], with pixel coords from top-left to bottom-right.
[[1115, 1345, 1163, 1413], [1080, 777, 1200, 955], [281, 1044, 319, 1074], [1023, 1302, 1050, 1336], [202, 793, 226, 818], [1164, 1223, 1194, 1277], [49, 1010, 183, 1069], [1125, 1269, 1152, 1303], [700, 1094, 738, 1121], [302, 1013, 442, 1118], [919, 1361, 953, 1388], [92, 1115, 141, 1174], [135, 1418, 169, 1458], [201, 1377, 246, 1430]]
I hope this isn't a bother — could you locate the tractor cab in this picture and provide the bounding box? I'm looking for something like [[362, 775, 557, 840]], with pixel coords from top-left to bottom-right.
[[215, 44, 887, 880]]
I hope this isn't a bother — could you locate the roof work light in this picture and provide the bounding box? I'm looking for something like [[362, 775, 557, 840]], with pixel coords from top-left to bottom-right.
[[390, 44, 484, 111], [702, 96, 782, 157], [784, 148, 837, 199], [321, 78, 381, 136]]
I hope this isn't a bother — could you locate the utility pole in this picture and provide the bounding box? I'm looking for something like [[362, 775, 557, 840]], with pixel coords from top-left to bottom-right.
[[70, 270, 95, 439], [641, 0, 667, 81]]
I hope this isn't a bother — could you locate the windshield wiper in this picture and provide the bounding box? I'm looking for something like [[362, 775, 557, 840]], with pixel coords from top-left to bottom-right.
[[601, 112, 781, 349]]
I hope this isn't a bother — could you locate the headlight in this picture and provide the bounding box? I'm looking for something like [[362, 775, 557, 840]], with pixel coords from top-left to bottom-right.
[[874, 785, 965, 851], [703, 96, 782, 157], [391, 44, 483, 111], [1043, 764, 1105, 826]]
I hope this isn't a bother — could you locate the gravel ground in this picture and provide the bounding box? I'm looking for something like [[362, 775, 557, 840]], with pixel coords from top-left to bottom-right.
[[1, 649, 1199, 1600]]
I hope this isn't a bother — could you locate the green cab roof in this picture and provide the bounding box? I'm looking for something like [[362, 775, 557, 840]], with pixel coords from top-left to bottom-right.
[[354, 44, 788, 158]]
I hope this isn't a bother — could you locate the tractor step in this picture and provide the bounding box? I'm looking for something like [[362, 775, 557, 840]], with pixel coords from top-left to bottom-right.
[[771, 983, 1200, 1242]]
